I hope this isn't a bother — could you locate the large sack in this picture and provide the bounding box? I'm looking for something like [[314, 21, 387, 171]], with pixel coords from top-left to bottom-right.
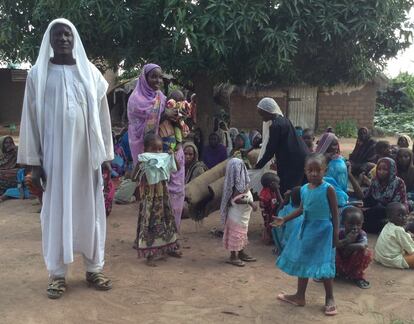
[[247, 149, 260, 167], [185, 159, 227, 205]]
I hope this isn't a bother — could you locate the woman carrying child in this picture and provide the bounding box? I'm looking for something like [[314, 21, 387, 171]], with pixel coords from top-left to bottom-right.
[[273, 153, 339, 316], [133, 134, 180, 266], [221, 158, 257, 267]]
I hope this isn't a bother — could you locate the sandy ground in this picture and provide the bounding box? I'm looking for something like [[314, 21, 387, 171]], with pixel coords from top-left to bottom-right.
[[0, 198, 414, 324]]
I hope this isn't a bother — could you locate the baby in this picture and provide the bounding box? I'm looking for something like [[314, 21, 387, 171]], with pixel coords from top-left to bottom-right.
[[336, 206, 373, 288], [375, 202, 414, 269]]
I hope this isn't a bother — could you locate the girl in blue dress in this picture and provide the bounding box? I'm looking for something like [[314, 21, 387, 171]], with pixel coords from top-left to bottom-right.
[[273, 153, 339, 316]]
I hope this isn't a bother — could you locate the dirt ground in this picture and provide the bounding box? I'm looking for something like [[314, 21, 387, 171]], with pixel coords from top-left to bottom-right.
[[1, 135, 413, 324], [0, 198, 413, 324]]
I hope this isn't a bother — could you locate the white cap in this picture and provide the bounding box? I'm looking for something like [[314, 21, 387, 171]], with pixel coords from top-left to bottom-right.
[[257, 97, 283, 116]]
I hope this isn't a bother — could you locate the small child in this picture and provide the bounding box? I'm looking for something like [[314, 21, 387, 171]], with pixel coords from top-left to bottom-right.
[[133, 133, 181, 266], [336, 206, 373, 288], [259, 172, 283, 244], [375, 202, 414, 269], [221, 158, 257, 267], [273, 153, 339, 316], [159, 90, 190, 152], [302, 128, 315, 153], [272, 186, 303, 253]]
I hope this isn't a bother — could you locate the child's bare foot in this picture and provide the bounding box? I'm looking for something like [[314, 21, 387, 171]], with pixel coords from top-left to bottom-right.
[[277, 293, 306, 306], [324, 297, 337, 316], [146, 256, 157, 267]]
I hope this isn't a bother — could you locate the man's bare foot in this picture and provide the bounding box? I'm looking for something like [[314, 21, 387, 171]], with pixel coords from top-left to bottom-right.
[[277, 293, 306, 306]]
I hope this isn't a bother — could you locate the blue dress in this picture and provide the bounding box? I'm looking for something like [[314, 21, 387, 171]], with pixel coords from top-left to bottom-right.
[[326, 157, 348, 193], [272, 202, 303, 252], [276, 181, 336, 279]]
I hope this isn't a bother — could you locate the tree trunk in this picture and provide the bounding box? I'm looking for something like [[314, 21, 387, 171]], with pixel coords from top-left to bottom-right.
[[193, 73, 219, 146]]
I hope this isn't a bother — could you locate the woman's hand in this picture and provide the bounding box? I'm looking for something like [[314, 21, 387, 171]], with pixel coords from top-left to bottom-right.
[[271, 217, 284, 227], [164, 108, 179, 122]]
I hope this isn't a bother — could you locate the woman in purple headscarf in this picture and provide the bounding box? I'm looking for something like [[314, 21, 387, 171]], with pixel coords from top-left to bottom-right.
[[128, 64, 185, 231]]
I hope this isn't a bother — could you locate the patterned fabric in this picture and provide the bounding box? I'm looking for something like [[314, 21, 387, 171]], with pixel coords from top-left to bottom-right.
[[315, 132, 340, 158], [183, 142, 208, 184], [0, 168, 18, 195], [135, 180, 178, 257], [223, 218, 249, 251], [220, 158, 250, 224], [103, 169, 115, 217], [259, 187, 281, 244], [367, 157, 408, 208], [336, 248, 373, 279]]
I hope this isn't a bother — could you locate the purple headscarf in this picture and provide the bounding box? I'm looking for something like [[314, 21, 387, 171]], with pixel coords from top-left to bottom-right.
[[127, 64, 166, 164], [220, 158, 250, 224]]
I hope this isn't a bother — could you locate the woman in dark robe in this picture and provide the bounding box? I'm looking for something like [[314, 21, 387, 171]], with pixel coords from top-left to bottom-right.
[[349, 127, 377, 176], [254, 97, 308, 194]]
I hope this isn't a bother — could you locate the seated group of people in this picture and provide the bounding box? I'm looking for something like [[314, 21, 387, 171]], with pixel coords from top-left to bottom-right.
[[266, 127, 414, 290]]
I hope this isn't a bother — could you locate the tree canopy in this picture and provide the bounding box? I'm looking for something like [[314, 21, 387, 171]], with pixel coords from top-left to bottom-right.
[[1, 0, 413, 87]]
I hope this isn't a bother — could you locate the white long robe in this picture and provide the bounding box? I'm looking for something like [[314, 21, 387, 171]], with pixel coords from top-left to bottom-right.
[[18, 63, 113, 273]]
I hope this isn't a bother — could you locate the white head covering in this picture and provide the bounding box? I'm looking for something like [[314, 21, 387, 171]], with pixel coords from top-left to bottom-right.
[[257, 97, 284, 116], [32, 18, 108, 169]]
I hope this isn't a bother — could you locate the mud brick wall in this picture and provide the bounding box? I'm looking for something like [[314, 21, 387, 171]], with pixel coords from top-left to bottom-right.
[[229, 91, 288, 130], [0, 69, 27, 125], [317, 83, 377, 131]]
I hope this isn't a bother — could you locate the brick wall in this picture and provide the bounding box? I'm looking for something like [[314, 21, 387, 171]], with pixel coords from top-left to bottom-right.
[[229, 91, 288, 130], [316, 82, 376, 131], [0, 69, 27, 125], [228, 83, 376, 132]]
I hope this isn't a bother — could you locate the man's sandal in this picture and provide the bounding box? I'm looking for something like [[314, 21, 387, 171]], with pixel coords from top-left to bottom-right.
[[47, 277, 66, 299], [86, 272, 112, 291]]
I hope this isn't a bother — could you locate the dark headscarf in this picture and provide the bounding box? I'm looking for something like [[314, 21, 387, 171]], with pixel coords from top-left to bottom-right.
[[397, 148, 414, 192], [0, 136, 17, 170]]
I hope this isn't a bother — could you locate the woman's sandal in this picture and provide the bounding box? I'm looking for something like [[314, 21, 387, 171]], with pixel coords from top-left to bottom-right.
[[47, 277, 66, 299], [324, 304, 338, 316], [86, 272, 112, 291], [226, 258, 245, 267], [354, 278, 371, 289], [167, 250, 183, 258], [238, 252, 256, 262]]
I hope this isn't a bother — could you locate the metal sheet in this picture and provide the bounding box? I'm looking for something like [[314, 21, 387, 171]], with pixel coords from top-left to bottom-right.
[[288, 86, 317, 130]]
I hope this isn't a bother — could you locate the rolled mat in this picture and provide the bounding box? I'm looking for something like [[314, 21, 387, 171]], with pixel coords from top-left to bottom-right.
[[247, 149, 260, 167], [185, 159, 228, 205], [204, 176, 225, 215]]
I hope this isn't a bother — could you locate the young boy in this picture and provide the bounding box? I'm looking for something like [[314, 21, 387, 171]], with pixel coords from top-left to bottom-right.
[[375, 202, 414, 269], [302, 128, 315, 153], [272, 186, 302, 253], [259, 172, 283, 244], [336, 206, 373, 288]]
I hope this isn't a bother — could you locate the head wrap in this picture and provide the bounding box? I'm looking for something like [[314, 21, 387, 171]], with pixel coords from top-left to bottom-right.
[[229, 128, 239, 140], [370, 157, 407, 206], [0, 136, 17, 169], [29, 18, 109, 169], [257, 97, 284, 116], [398, 134, 413, 149], [315, 132, 340, 156], [220, 158, 250, 224]]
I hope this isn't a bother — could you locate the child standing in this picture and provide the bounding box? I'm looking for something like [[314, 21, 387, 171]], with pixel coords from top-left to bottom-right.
[[272, 186, 303, 253], [336, 206, 373, 288], [259, 172, 283, 244], [302, 128, 315, 153], [133, 133, 181, 266], [221, 158, 257, 267], [375, 202, 414, 269], [273, 153, 339, 316]]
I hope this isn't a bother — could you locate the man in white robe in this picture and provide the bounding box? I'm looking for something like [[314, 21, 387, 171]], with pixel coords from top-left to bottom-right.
[[18, 18, 114, 299]]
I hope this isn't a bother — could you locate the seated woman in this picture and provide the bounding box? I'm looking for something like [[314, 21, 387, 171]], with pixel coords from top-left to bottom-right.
[[0, 136, 19, 195], [202, 133, 228, 169], [315, 132, 348, 193], [396, 148, 414, 201], [230, 134, 247, 157], [184, 142, 208, 184], [350, 157, 408, 234], [349, 127, 377, 176]]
